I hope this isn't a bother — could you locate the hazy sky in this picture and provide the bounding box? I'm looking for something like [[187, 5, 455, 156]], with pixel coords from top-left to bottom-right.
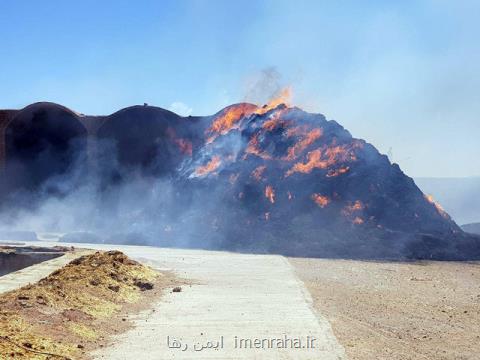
[[1, 0, 479, 177]]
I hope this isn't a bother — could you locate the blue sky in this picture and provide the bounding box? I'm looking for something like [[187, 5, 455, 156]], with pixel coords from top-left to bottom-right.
[[0, 0, 479, 177]]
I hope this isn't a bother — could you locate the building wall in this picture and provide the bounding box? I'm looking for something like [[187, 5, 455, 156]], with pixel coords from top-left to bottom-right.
[[0, 107, 107, 179]]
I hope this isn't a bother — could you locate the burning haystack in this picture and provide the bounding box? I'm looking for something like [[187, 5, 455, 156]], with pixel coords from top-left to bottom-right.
[[172, 91, 475, 259], [1, 94, 479, 260]]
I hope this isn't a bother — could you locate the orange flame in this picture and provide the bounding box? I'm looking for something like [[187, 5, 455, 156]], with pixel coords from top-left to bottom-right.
[[424, 194, 449, 219], [286, 144, 358, 177], [166, 127, 193, 156], [255, 87, 292, 115], [262, 118, 280, 131], [285, 125, 308, 138], [326, 166, 350, 177], [286, 149, 324, 176], [194, 156, 221, 177], [251, 165, 267, 181], [350, 200, 364, 211], [206, 103, 257, 143], [283, 128, 323, 161], [342, 200, 364, 216], [206, 88, 292, 144], [311, 194, 330, 208], [262, 112, 290, 131], [265, 185, 275, 204], [176, 139, 193, 156]]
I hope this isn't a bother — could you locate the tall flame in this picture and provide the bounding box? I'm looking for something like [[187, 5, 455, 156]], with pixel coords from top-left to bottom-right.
[[206, 88, 292, 144], [255, 87, 292, 115]]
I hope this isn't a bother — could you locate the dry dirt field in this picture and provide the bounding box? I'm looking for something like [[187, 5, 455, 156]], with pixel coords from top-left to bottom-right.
[[290, 258, 480, 360]]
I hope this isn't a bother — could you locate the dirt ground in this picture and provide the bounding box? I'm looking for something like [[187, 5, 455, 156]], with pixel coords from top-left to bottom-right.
[[290, 258, 480, 360]]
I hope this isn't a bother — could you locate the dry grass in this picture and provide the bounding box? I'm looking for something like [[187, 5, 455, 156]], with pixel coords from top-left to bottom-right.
[[0, 250, 173, 359]]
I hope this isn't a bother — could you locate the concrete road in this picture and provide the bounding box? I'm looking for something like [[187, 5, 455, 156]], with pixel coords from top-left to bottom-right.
[[0, 251, 80, 294], [1, 241, 346, 359]]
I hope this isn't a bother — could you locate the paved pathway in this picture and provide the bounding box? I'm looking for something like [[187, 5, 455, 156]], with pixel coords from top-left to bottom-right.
[[92, 246, 346, 359], [0, 241, 346, 359]]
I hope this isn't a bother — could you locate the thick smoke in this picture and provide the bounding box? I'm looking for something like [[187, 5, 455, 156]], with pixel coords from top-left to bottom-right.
[[0, 134, 247, 250], [0, 101, 479, 261]]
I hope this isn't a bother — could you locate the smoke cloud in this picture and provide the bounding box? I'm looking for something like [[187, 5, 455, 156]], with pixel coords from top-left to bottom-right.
[[0, 137, 242, 250], [243, 67, 286, 106]]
